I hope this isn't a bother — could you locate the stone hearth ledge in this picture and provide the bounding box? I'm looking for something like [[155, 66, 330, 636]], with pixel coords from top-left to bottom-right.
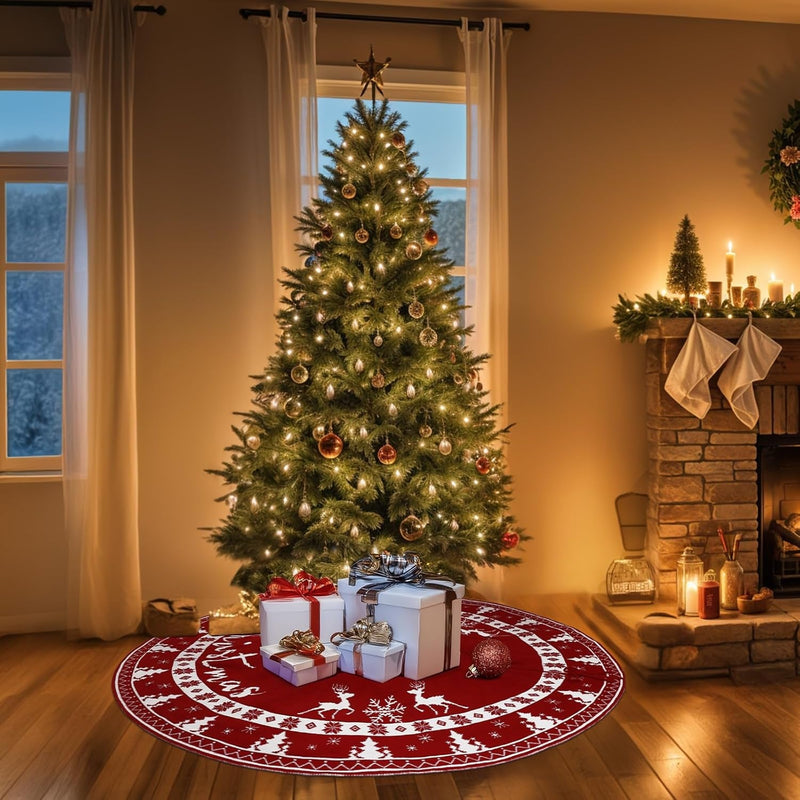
[[578, 594, 800, 683]]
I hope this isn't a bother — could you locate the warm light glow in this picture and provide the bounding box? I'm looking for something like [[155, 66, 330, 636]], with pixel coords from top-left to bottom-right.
[[727, 241, 733, 253]]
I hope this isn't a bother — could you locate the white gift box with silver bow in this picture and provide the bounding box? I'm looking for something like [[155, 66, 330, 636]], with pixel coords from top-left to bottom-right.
[[337, 577, 464, 680]]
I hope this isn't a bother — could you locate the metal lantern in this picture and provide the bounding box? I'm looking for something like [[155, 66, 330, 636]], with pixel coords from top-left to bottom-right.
[[676, 546, 704, 616], [606, 493, 656, 604]]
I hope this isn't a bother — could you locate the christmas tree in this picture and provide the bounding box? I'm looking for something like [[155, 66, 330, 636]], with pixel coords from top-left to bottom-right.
[[666, 214, 707, 302], [207, 98, 521, 592]]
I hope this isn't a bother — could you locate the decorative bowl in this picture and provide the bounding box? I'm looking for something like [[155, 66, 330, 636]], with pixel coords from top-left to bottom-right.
[[736, 596, 770, 614]]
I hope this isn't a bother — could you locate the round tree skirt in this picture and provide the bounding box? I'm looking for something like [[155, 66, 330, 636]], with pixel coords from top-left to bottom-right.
[[113, 600, 624, 776]]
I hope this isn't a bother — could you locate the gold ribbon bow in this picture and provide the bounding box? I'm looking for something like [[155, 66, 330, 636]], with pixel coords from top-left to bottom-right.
[[331, 618, 393, 647], [278, 629, 324, 656]]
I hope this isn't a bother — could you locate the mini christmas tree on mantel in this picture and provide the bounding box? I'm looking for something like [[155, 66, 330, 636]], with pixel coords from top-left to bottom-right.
[[206, 92, 521, 592]]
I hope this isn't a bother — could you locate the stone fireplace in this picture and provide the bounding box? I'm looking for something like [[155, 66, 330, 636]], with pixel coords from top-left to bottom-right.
[[645, 317, 800, 599]]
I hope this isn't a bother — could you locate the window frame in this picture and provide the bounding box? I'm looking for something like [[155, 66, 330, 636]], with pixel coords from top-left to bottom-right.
[[316, 66, 468, 289], [0, 61, 70, 476]]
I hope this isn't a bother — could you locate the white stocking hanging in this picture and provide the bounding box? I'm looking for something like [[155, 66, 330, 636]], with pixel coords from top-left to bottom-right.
[[664, 317, 738, 419], [717, 317, 781, 429]]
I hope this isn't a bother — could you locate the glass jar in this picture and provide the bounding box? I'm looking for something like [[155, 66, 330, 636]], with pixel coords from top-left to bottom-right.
[[743, 275, 761, 309], [719, 559, 744, 610]]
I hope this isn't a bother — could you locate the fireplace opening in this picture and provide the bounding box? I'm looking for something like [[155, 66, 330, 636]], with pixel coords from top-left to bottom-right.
[[758, 436, 800, 597]]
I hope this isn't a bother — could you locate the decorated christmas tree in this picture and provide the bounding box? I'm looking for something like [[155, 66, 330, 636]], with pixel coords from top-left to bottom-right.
[[207, 94, 521, 592], [666, 214, 706, 301]]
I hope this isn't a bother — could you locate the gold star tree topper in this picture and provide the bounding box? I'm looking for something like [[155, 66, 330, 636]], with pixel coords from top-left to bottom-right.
[[354, 46, 391, 102]]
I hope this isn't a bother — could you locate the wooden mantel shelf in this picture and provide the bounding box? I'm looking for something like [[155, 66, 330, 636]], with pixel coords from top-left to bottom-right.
[[646, 317, 800, 340]]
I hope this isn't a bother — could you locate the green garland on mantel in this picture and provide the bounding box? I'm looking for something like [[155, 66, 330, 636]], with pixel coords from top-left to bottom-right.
[[612, 292, 800, 343]]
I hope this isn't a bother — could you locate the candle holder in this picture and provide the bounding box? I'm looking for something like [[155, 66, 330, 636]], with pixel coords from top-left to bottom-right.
[[707, 281, 723, 308], [676, 546, 704, 617], [743, 275, 761, 309]]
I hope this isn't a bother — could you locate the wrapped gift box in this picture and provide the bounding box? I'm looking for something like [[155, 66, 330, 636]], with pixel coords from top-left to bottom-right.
[[259, 595, 344, 647], [260, 643, 340, 686], [337, 578, 464, 680], [335, 639, 406, 683]]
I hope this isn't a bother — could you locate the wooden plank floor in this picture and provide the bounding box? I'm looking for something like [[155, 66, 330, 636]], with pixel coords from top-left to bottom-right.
[[1, 594, 799, 799]]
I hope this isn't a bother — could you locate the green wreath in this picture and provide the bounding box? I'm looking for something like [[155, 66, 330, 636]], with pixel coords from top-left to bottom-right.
[[764, 99, 800, 228]]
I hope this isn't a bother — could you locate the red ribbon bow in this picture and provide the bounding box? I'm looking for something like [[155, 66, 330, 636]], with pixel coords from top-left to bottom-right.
[[259, 572, 337, 637]]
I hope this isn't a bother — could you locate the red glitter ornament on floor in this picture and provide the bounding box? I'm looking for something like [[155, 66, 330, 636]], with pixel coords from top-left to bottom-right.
[[466, 637, 512, 679], [501, 530, 519, 550]]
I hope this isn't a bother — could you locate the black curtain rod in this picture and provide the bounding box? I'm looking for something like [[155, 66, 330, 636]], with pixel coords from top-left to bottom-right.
[[0, 1, 166, 13], [239, 7, 529, 31]]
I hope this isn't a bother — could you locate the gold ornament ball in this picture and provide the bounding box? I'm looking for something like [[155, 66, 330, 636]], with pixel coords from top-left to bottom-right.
[[391, 131, 406, 149], [377, 443, 397, 465], [399, 514, 424, 541], [408, 300, 424, 319], [371, 371, 386, 389], [341, 182, 357, 199], [298, 500, 311, 520], [413, 179, 429, 196], [438, 437, 452, 455], [355, 227, 370, 244], [419, 423, 433, 438], [312, 424, 326, 441], [373, 333, 384, 347], [245, 434, 260, 450], [405, 162, 418, 176], [475, 456, 491, 475], [419, 326, 438, 347], [405, 241, 422, 260], [291, 365, 309, 384], [390, 223, 403, 239], [318, 432, 344, 459], [283, 397, 303, 418], [423, 229, 439, 246]]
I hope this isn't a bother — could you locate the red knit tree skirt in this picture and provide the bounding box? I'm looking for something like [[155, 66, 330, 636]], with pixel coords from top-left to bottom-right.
[[113, 600, 624, 776]]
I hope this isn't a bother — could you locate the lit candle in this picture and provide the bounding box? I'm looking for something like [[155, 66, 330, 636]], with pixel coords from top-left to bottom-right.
[[725, 242, 735, 277], [685, 580, 699, 615], [768, 273, 784, 303]]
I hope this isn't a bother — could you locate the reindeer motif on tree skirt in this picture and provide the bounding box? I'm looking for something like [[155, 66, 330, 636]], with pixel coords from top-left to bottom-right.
[[299, 684, 355, 718], [407, 681, 469, 715]]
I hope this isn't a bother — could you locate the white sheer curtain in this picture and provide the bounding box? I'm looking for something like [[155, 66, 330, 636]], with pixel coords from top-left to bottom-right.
[[61, 0, 141, 640], [460, 18, 511, 433], [259, 5, 318, 327]]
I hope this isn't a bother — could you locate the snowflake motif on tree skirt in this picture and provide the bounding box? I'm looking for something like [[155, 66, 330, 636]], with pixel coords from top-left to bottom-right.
[[363, 695, 406, 723]]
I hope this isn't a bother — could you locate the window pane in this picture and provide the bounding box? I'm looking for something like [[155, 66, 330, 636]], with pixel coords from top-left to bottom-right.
[[7, 368, 62, 457], [431, 187, 466, 266], [6, 182, 67, 263], [0, 91, 70, 151], [6, 271, 63, 360], [317, 98, 466, 180]]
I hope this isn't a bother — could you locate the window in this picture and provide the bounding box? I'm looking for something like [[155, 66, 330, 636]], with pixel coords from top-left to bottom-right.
[[316, 68, 467, 326], [0, 65, 70, 473]]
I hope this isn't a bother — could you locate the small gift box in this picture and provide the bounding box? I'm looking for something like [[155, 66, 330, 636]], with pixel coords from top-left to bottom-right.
[[339, 552, 464, 680], [208, 590, 260, 635], [259, 572, 344, 647], [331, 619, 405, 683], [260, 629, 340, 686]]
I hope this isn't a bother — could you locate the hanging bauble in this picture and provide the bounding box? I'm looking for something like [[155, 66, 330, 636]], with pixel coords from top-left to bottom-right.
[[405, 161, 418, 176], [354, 358, 364, 373], [226, 493, 238, 510], [408, 299, 425, 319], [346, 280, 355, 293], [316, 310, 326, 323], [438, 437, 452, 455], [406, 384, 416, 399], [373, 333, 384, 347], [321, 224, 333, 241], [399, 514, 424, 542], [304, 255, 317, 268], [298, 500, 312, 521], [453, 373, 464, 386], [423, 229, 439, 246], [466, 637, 512, 679], [405, 241, 423, 260], [476, 382, 484, 391], [419, 326, 438, 347], [501, 530, 520, 550], [419, 423, 433, 438], [391, 131, 406, 149], [428, 483, 437, 496], [413, 179, 429, 196], [291, 365, 309, 384], [449, 519, 460, 532], [318, 431, 344, 459], [283, 397, 302, 419], [425, 367, 434, 379], [377, 443, 397, 465], [350, 524, 360, 538], [341, 182, 357, 199], [449, 349, 457, 364], [326, 383, 335, 400], [469, 368, 479, 382], [475, 456, 491, 475], [388, 403, 398, 417], [245, 433, 260, 450], [312, 424, 326, 441], [359, 426, 369, 439], [390, 223, 403, 239], [371, 371, 385, 389], [355, 227, 370, 244], [357, 477, 367, 490], [270, 395, 281, 410]]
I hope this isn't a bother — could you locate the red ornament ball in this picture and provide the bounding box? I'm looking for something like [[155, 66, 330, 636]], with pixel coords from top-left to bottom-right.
[[423, 228, 439, 246], [377, 443, 397, 465], [501, 530, 520, 550], [318, 432, 343, 459], [475, 456, 491, 475], [468, 637, 512, 679]]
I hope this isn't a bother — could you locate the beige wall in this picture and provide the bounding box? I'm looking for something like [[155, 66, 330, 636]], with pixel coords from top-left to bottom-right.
[[4, 2, 800, 631]]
